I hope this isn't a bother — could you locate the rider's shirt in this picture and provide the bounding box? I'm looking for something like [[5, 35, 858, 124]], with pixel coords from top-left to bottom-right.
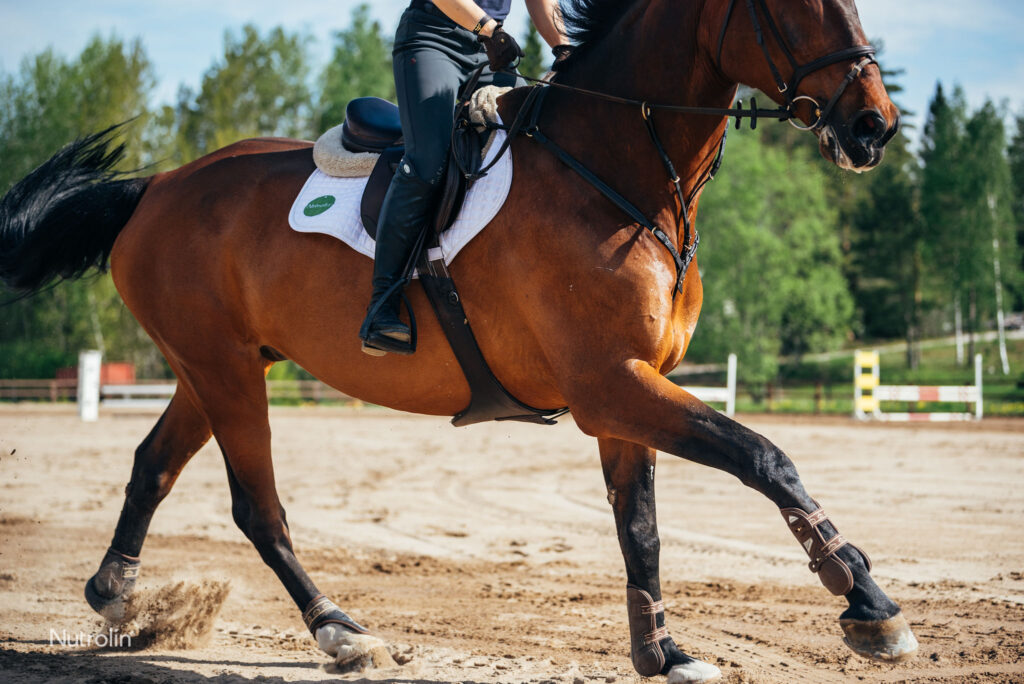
[[474, 0, 512, 22]]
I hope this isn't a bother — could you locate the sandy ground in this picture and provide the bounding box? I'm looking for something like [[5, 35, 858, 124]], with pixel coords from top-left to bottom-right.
[[0, 404, 1022, 683]]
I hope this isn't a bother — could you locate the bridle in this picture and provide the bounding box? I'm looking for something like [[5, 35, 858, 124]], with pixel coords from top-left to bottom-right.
[[471, 0, 883, 297], [716, 0, 876, 131]]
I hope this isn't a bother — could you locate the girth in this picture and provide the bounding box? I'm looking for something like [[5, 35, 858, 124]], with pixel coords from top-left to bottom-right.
[[415, 80, 569, 427], [343, 85, 569, 427]]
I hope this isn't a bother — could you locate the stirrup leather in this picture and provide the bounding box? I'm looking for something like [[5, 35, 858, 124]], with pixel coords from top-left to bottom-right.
[[780, 505, 871, 596]]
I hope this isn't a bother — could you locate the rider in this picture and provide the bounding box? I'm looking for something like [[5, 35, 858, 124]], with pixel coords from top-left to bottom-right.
[[359, 0, 570, 356]]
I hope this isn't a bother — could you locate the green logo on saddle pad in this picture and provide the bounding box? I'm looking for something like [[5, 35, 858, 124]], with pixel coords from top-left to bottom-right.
[[303, 195, 336, 216]]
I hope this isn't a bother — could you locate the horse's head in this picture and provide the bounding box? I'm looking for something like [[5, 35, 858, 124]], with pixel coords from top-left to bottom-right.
[[710, 0, 899, 171]]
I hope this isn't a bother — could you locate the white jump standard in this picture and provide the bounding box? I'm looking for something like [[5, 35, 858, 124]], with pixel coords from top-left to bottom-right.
[[854, 350, 983, 422]]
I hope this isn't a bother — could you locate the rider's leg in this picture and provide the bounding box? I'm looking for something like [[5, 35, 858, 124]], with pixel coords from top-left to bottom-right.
[[360, 27, 482, 355]]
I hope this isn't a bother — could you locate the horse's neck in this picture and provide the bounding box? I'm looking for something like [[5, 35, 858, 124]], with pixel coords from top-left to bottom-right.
[[546, 0, 735, 240]]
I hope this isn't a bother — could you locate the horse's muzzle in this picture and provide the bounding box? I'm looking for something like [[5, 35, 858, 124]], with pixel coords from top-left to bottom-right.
[[822, 109, 900, 172]]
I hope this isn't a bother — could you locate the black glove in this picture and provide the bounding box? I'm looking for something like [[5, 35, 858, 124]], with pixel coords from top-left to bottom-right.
[[551, 44, 573, 69], [479, 26, 523, 72], [552, 44, 573, 62]]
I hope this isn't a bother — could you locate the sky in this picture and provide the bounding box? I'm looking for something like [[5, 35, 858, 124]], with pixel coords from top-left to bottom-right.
[[1, 0, 1022, 145]]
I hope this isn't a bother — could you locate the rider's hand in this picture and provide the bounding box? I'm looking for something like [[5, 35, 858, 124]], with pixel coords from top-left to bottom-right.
[[479, 25, 524, 72], [551, 44, 573, 67]]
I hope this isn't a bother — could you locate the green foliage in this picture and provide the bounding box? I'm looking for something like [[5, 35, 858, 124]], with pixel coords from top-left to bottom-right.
[[847, 131, 926, 365], [0, 35, 167, 378], [918, 85, 1019, 358], [920, 84, 968, 288], [2, 18, 1022, 401], [519, 21, 546, 81], [1009, 115, 1024, 224], [962, 101, 1019, 297], [1009, 116, 1024, 310], [161, 25, 312, 164], [687, 133, 854, 387], [0, 35, 153, 192], [318, 4, 395, 135]]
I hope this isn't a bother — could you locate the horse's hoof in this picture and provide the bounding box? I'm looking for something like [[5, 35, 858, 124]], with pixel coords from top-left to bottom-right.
[[840, 611, 919, 662], [667, 659, 722, 683], [317, 625, 397, 673], [84, 575, 129, 621], [84, 549, 140, 622]]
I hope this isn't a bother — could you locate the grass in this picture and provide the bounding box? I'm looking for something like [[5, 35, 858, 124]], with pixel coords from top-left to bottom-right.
[[682, 335, 1024, 417]]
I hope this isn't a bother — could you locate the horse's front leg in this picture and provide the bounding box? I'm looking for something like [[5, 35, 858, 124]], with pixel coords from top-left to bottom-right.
[[572, 361, 918, 664], [599, 438, 722, 683]]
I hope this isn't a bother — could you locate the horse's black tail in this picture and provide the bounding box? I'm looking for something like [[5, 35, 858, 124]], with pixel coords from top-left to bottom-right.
[[0, 124, 150, 297]]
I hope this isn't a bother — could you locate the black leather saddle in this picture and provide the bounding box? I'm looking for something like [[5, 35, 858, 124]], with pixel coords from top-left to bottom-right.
[[341, 97, 402, 152], [342, 96, 479, 241], [341, 98, 404, 239]]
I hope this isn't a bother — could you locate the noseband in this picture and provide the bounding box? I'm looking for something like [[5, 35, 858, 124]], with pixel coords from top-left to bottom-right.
[[715, 0, 876, 131]]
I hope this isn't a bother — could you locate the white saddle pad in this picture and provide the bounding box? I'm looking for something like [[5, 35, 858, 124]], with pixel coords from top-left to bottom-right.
[[288, 128, 512, 268]]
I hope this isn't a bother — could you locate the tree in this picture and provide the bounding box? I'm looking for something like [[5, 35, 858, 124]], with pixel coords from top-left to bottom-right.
[[318, 4, 395, 135], [1008, 114, 1024, 311], [519, 21, 546, 81], [0, 36, 164, 377], [164, 25, 312, 164], [849, 131, 924, 367], [754, 40, 919, 359], [960, 100, 1018, 372], [920, 83, 970, 362], [0, 35, 153, 191], [687, 133, 853, 390]]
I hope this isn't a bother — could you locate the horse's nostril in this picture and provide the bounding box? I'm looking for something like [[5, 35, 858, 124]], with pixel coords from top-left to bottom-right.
[[851, 111, 887, 146]]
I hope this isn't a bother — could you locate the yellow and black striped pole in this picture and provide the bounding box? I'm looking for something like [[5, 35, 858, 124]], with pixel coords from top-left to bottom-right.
[[853, 349, 880, 420]]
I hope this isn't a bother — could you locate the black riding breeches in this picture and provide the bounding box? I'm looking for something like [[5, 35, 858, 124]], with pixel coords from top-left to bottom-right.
[[391, 3, 519, 187]]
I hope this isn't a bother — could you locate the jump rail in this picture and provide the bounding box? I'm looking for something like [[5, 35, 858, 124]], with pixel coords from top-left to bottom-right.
[[76, 351, 740, 421], [854, 350, 983, 422], [76, 351, 348, 421], [673, 353, 738, 417]]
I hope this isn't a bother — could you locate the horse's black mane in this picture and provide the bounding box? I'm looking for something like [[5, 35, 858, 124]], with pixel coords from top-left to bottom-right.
[[556, 0, 642, 68]]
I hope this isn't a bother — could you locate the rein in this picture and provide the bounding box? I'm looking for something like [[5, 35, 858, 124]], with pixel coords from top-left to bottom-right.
[[464, 0, 877, 298]]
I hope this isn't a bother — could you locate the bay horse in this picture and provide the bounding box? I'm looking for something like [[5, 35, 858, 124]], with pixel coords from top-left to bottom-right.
[[0, 0, 913, 680]]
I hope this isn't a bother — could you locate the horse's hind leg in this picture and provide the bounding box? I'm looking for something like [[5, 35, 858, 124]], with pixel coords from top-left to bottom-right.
[[183, 352, 387, 665], [86, 390, 212, 619], [572, 363, 918, 665], [599, 438, 721, 684]]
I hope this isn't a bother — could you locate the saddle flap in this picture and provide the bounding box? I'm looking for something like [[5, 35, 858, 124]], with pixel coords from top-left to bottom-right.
[[431, 119, 482, 233], [360, 147, 405, 240], [360, 111, 487, 241], [341, 97, 403, 153]]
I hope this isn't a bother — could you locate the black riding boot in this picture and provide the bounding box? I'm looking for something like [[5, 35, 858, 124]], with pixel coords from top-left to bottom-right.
[[359, 163, 436, 356]]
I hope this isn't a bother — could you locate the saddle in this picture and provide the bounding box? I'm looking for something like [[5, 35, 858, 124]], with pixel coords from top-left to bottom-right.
[[339, 94, 567, 427], [341, 96, 478, 240]]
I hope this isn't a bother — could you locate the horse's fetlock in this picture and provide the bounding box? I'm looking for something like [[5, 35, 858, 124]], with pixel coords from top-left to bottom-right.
[[247, 517, 289, 549]]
